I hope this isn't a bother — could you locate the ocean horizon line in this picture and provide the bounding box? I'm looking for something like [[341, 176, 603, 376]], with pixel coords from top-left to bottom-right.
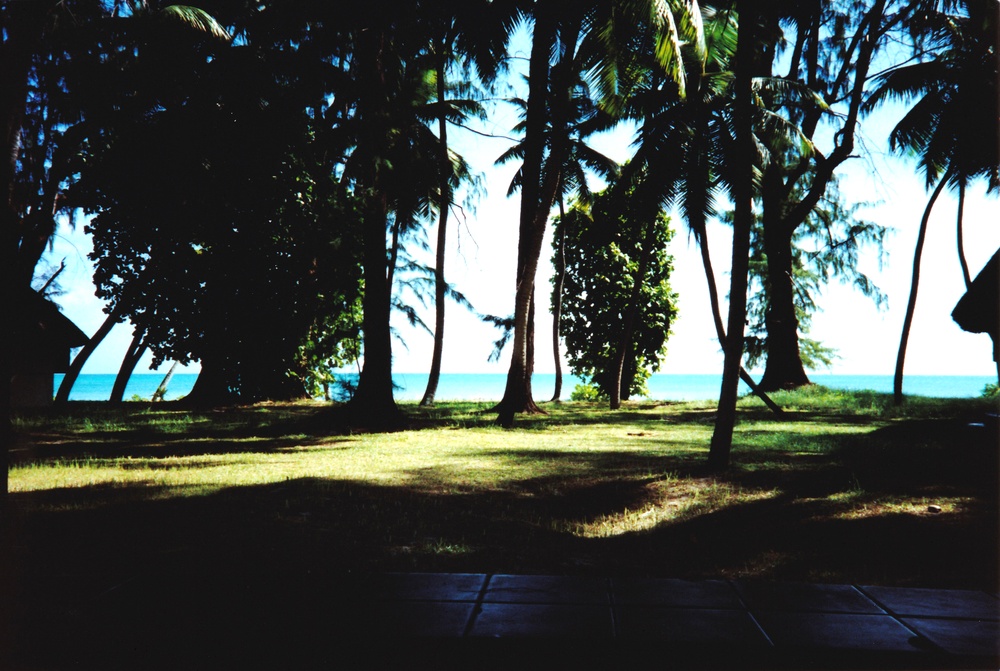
[[54, 372, 996, 403]]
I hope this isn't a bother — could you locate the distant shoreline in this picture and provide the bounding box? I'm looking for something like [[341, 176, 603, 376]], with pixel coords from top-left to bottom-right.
[[54, 372, 996, 403]]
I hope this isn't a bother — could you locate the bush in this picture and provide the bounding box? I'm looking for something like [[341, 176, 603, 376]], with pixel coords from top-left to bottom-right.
[[570, 383, 606, 402]]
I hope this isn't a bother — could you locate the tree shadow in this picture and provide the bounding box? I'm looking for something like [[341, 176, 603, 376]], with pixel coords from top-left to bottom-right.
[[7, 407, 998, 667]]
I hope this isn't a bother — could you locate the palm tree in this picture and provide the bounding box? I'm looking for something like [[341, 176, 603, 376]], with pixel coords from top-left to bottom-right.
[[495, 0, 698, 427], [865, 0, 999, 404], [495, 44, 620, 403], [622, 4, 784, 415], [419, 1, 517, 406], [708, 0, 758, 470]]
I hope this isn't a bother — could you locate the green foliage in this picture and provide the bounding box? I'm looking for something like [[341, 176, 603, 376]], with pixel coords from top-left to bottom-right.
[[982, 383, 999, 399], [569, 382, 606, 402], [554, 184, 677, 400], [72, 45, 364, 402]]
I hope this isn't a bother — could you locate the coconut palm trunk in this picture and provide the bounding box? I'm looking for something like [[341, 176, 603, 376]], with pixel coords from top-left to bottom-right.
[[709, 0, 757, 471], [110, 328, 147, 403], [894, 170, 950, 405], [957, 182, 971, 288], [495, 6, 561, 426], [695, 225, 783, 416], [420, 46, 452, 407], [55, 307, 124, 403]]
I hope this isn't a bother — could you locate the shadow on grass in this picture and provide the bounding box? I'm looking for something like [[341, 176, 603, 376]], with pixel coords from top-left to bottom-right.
[[6, 409, 998, 667]]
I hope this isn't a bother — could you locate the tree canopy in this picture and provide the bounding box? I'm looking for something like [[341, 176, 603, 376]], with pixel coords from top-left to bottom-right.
[[3, 0, 996, 476]]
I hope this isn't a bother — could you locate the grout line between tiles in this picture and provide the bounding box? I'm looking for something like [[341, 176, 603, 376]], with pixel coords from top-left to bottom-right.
[[460, 573, 492, 637]]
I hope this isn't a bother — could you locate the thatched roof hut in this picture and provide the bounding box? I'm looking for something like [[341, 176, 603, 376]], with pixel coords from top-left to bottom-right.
[[952, 249, 999, 377], [12, 290, 89, 407]]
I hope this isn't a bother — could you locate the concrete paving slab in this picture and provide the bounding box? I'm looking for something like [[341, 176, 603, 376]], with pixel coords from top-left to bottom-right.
[[735, 580, 884, 614], [615, 605, 770, 646], [860, 585, 1000, 620], [367, 572, 487, 602], [611, 577, 743, 608], [901, 617, 1000, 658], [469, 603, 614, 638], [483, 574, 610, 604], [754, 611, 931, 653], [360, 600, 477, 637]]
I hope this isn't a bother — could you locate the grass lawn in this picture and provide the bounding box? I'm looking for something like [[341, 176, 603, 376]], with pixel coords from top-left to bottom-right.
[[7, 387, 998, 591], [4, 387, 997, 667]]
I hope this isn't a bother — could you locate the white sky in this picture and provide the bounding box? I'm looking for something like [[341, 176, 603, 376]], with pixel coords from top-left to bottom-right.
[[42, 30, 1000, 380]]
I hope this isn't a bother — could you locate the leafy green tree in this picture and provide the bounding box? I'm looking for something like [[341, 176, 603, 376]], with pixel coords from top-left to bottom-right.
[[554, 187, 677, 402], [71, 37, 363, 403], [2, 1, 229, 499]]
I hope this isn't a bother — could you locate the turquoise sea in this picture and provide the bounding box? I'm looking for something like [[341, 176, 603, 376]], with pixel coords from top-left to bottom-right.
[[53, 372, 995, 402]]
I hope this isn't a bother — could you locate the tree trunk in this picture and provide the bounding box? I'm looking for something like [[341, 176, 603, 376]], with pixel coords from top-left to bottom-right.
[[420, 46, 451, 407], [184, 360, 235, 407], [348, 193, 401, 424], [957, 181, 971, 289], [343, 25, 401, 426], [55, 308, 123, 403], [894, 172, 949, 405], [697, 221, 784, 416], [110, 328, 146, 403], [152, 361, 179, 402], [610, 215, 658, 410], [495, 6, 559, 427], [1, 4, 47, 515], [550, 198, 567, 402], [709, 0, 757, 471], [758, 221, 810, 391]]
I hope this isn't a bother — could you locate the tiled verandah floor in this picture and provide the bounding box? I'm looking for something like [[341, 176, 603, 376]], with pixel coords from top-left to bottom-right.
[[9, 570, 999, 669], [354, 572, 999, 669]]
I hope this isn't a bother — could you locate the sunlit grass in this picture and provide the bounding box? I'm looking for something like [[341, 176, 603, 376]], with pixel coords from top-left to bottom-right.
[[9, 387, 998, 587]]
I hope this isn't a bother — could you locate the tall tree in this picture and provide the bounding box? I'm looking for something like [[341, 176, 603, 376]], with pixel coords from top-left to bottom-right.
[[749, 0, 909, 391], [494, 3, 569, 426], [2, 0, 228, 507], [708, 0, 757, 471], [71, 25, 362, 404], [743, 177, 889, 373], [623, 3, 783, 414], [418, 1, 511, 406]]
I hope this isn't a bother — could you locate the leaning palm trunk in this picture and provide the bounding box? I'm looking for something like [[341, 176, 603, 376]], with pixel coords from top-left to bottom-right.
[[695, 226, 783, 416], [55, 307, 123, 403], [894, 171, 950, 405], [152, 361, 179, 402], [110, 328, 147, 403]]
